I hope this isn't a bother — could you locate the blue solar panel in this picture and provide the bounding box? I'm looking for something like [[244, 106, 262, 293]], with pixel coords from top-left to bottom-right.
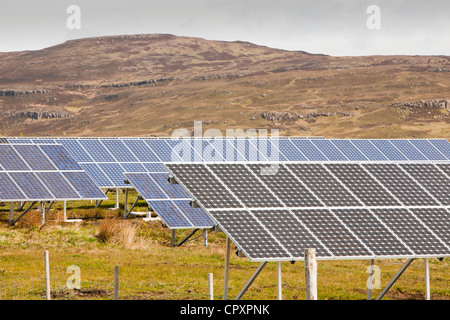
[[143, 163, 167, 172], [32, 139, 56, 144], [12, 145, 57, 171], [196, 139, 224, 162], [39, 144, 83, 171], [311, 140, 348, 161], [120, 163, 147, 173], [369, 140, 408, 161], [124, 173, 167, 199], [101, 139, 138, 162], [7, 139, 32, 144], [144, 139, 180, 162], [149, 173, 191, 199], [233, 139, 259, 161], [409, 140, 447, 160], [97, 163, 126, 187], [330, 140, 368, 161], [389, 140, 427, 160], [148, 200, 192, 228], [9, 172, 54, 200], [428, 139, 450, 159], [278, 139, 308, 161], [173, 200, 215, 228], [250, 139, 287, 161], [224, 139, 245, 161], [350, 140, 388, 161], [62, 172, 107, 199], [122, 139, 160, 162], [78, 139, 115, 162], [36, 172, 81, 199], [79, 163, 114, 188], [0, 172, 27, 201], [290, 139, 328, 161], [165, 139, 196, 162], [0, 145, 30, 170], [57, 139, 93, 162]]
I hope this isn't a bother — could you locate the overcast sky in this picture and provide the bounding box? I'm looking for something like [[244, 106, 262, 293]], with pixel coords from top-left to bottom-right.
[[0, 0, 449, 56]]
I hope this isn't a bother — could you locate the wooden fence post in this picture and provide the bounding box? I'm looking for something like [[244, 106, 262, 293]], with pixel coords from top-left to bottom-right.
[[208, 273, 214, 300], [44, 250, 51, 300], [114, 266, 119, 300], [305, 248, 317, 300]]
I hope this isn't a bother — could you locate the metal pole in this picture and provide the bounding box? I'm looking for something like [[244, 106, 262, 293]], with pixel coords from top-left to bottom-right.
[[277, 261, 282, 300], [223, 236, 231, 300], [305, 248, 317, 300], [171, 230, 176, 247], [63, 201, 67, 222], [208, 273, 214, 300], [114, 266, 119, 300], [44, 250, 51, 300], [41, 202, 45, 225], [235, 262, 267, 300], [424, 258, 430, 300], [376, 258, 414, 300], [367, 259, 374, 300], [9, 202, 14, 226], [124, 188, 128, 217], [116, 188, 120, 209]]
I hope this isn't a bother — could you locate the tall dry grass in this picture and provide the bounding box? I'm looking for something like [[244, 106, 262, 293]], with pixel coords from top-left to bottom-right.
[[96, 218, 137, 249]]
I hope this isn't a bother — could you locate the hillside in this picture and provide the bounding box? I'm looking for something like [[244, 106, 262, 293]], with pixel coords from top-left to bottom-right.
[[0, 33, 449, 138]]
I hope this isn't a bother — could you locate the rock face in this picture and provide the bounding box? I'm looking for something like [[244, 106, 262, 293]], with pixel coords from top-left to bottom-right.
[[388, 99, 449, 110], [260, 111, 354, 122], [7, 110, 71, 120], [0, 89, 50, 96]]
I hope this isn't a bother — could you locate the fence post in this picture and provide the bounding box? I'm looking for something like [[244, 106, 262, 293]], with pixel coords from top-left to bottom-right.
[[44, 250, 51, 300], [208, 273, 214, 300], [304, 248, 317, 300], [114, 266, 119, 300]]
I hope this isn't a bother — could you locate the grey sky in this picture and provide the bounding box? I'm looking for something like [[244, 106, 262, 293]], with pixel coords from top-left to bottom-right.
[[0, 0, 449, 56]]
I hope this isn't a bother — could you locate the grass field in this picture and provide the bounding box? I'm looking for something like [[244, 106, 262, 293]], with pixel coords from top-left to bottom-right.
[[0, 193, 448, 300]]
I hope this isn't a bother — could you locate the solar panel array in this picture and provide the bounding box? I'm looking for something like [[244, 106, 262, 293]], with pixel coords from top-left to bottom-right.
[[165, 162, 450, 262], [0, 144, 107, 202]]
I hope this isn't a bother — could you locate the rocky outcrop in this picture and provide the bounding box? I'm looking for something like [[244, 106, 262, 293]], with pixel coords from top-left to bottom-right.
[[260, 111, 354, 122], [0, 89, 50, 96], [388, 99, 449, 110], [7, 110, 71, 120]]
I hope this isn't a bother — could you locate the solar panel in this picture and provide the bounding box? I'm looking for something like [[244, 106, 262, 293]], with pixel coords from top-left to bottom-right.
[[79, 163, 114, 188], [101, 139, 138, 162], [62, 171, 108, 199], [278, 139, 308, 161], [289, 139, 327, 161], [36, 172, 81, 199], [310, 140, 348, 161], [78, 139, 116, 162], [39, 144, 83, 171], [409, 140, 447, 160], [0, 145, 30, 170], [8, 172, 54, 201], [329, 140, 368, 161], [369, 140, 408, 161], [165, 162, 450, 261], [389, 140, 427, 160], [349, 140, 388, 161], [122, 139, 160, 162], [0, 172, 27, 201], [428, 139, 450, 159], [148, 200, 193, 228]]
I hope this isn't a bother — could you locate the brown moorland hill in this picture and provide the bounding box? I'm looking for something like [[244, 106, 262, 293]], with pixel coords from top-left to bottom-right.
[[0, 33, 448, 138]]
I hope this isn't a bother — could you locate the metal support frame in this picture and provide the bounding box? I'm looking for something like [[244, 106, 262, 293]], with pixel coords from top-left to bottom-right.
[[375, 258, 415, 300], [277, 261, 282, 300], [41, 201, 55, 225], [235, 261, 267, 300], [115, 188, 120, 209], [9, 201, 38, 226], [171, 228, 209, 247], [223, 236, 231, 300], [124, 188, 128, 216], [367, 259, 375, 300], [424, 258, 430, 300], [124, 195, 142, 219]]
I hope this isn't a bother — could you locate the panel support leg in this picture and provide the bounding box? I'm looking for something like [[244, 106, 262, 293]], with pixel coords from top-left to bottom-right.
[[116, 188, 120, 209], [235, 261, 267, 300], [424, 258, 430, 300], [375, 258, 414, 300], [63, 201, 67, 222], [223, 236, 230, 300], [367, 259, 375, 300], [171, 230, 176, 247], [9, 202, 14, 226], [277, 261, 282, 300], [125, 195, 142, 218], [123, 188, 128, 217], [9, 201, 37, 226]]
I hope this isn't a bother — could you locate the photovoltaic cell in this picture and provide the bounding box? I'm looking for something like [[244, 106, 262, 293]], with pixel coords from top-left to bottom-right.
[[57, 139, 93, 162], [148, 200, 192, 228], [149, 173, 191, 199], [409, 140, 447, 160], [290, 139, 327, 161], [124, 173, 167, 200], [330, 140, 368, 161], [349, 140, 388, 161], [278, 139, 308, 161], [12, 145, 57, 171], [79, 163, 114, 188], [208, 164, 283, 208], [371, 208, 450, 256], [36, 172, 80, 199], [122, 139, 160, 162], [172, 200, 215, 228], [0, 172, 27, 201], [211, 209, 291, 260], [251, 209, 330, 258], [287, 164, 360, 207], [120, 163, 147, 173], [78, 139, 115, 162], [165, 164, 242, 209], [0, 145, 30, 170], [409, 208, 450, 248], [311, 139, 348, 161], [101, 139, 138, 162], [97, 163, 126, 187], [62, 171, 108, 199], [9, 172, 54, 200], [369, 140, 407, 161], [292, 209, 373, 258], [246, 164, 322, 207], [389, 140, 427, 160], [332, 208, 413, 257], [400, 164, 450, 206], [142, 163, 167, 172], [39, 144, 83, 171], [428, 139, 450, 159], [325, 163, 400, 206]]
